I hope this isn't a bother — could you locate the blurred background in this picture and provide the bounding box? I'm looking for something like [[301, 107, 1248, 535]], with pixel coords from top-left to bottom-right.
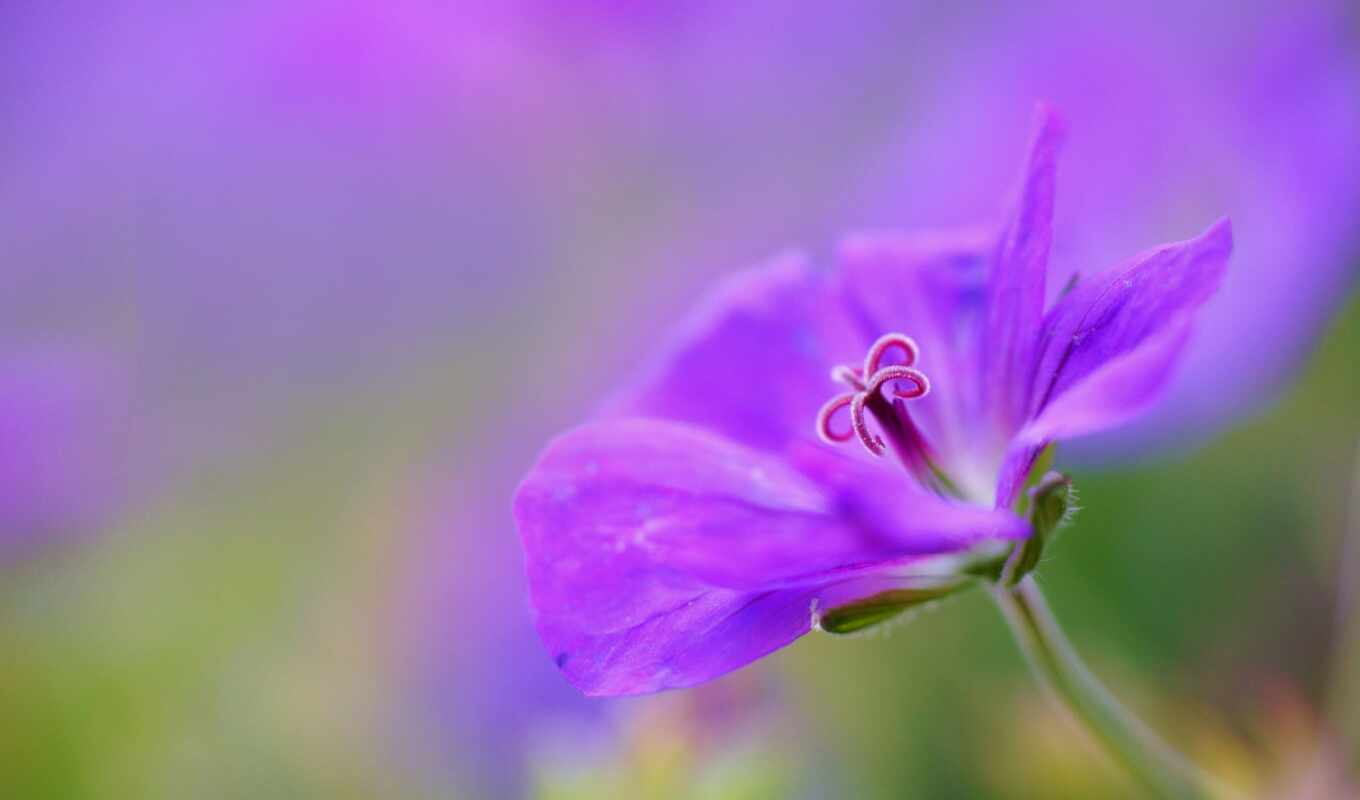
[[1, 1, 1358, 797]]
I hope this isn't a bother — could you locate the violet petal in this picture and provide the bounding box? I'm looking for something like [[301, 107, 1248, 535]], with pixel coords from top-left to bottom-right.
[[1027, 218, 1233, 420], [994, 318, 1195, 507], [980, 104, 1066, 433], [515, 418, 1028, 695], [604, 253, 863, 455]]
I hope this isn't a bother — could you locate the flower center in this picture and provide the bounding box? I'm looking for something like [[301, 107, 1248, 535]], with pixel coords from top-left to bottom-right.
[[816, 333, 959, 496]]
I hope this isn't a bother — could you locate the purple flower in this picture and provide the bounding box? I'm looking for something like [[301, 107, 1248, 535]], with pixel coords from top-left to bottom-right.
[[514, 106, 1234, 696], [0, 2, 560, 481]]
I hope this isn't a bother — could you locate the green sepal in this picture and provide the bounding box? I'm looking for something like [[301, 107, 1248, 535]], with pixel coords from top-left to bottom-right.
[[1014, 444, 1057, 515], [960, 554, 1007, 583], [1029, 471, 1073, 536], [1001, 471, 1073, 587], [817, 582, 969, 635]]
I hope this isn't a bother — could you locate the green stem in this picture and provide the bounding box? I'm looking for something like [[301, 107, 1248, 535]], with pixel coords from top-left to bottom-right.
[[992, 577, 1234, 799]]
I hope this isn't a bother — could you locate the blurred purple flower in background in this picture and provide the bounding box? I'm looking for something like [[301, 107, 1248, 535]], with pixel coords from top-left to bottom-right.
[[400, 452, 600, 797], [0, 348, 129, 557], [858, 1, 1360, 452], [7, 0, 1346, 495], [0, 2, 556, 477], [514, 108, 1234, 696]]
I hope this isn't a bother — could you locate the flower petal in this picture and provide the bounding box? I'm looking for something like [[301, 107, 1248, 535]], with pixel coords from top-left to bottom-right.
[[980, 103, 1065, 433], [537, 573, 933, 697], [1022, 317, 1194, 445], [991, 218, 1233, 506], [605, 253, 862, 455], [1027, 218, 1233, 419], [515, 418, 1028, 695], [518, 418, 1026, 592], [994, 318, 1195, 507]]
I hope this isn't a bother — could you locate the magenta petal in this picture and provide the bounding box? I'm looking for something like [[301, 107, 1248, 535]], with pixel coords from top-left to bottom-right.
[[1028, 218, 1233, 420], [515, 418, 1027, 695], [605, 253, 862, 454], [980, 104, 1066, 433]]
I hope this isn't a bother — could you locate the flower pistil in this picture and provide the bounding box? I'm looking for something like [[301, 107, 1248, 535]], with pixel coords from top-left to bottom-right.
[[816, 333, 960, 496]]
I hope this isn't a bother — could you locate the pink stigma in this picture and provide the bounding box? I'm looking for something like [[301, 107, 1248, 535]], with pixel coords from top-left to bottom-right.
[[816, 333, 930, 457], [815, 393, 857, 443], [863, 333, 920, 375]]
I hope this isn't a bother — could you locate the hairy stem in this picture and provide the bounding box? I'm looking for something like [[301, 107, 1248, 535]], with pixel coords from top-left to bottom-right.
[[992, 577, 1234, 799]]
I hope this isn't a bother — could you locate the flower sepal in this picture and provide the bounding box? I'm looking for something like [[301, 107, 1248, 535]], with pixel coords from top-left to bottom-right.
[[1000, 471, 1074, 587], [815, 577, 972, 635]]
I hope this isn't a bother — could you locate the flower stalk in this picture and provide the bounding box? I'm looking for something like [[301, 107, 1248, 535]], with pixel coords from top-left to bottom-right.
[[992, 577, 1233, 799]]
